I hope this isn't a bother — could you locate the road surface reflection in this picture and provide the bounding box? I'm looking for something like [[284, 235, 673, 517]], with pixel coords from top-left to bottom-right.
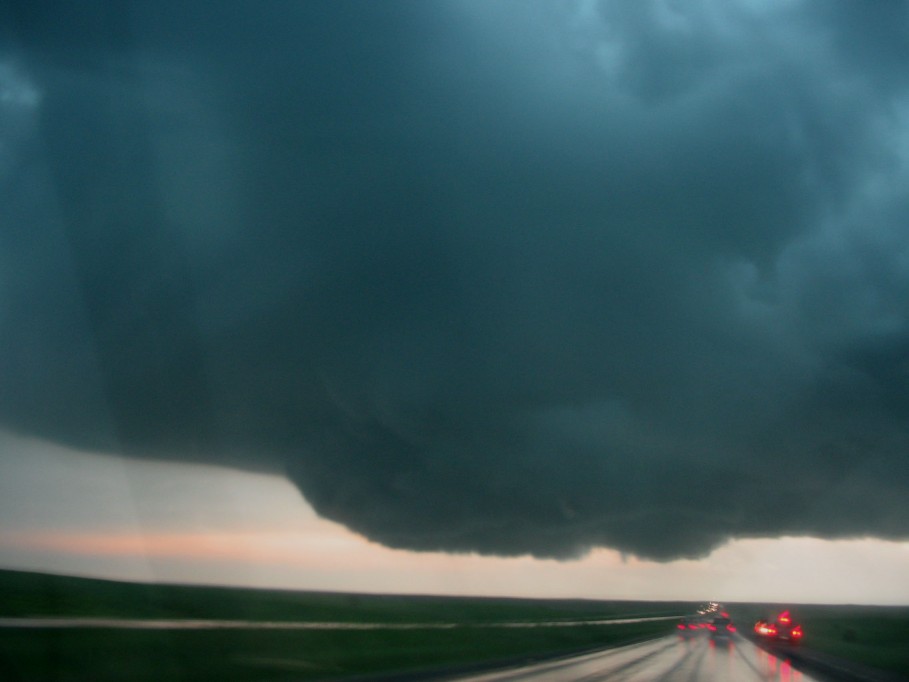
[[452, 633, 817, 681]]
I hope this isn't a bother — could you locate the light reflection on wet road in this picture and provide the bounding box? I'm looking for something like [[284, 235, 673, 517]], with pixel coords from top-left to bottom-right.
[[451, 634, 821, 681], [0, 615, 676, 630]]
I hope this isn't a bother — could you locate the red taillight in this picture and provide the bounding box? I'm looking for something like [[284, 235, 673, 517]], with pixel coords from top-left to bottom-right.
[[721, 612, 729, 618], [677, 624, 685, 630], [688, 624, 697, 630], [707, 624, 717, 631], [728, 625, 736, 632], [792, 627, 803, 638], [779, 611, 791, 624]]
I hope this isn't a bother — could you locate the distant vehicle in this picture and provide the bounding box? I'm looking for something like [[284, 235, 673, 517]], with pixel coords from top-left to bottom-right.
[[754, 610, 803, 643], [697, 601, 721, 617], [677, 616, 701, 636], [707, 615, 736, 638]]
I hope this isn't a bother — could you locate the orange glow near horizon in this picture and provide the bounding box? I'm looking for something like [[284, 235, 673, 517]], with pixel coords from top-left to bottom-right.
[[3, 433, 909, 603], [0, 527, 627, 575], [0, 526, 640, 597], [2, 528, 353, 561], [4, 526, 909, 604]]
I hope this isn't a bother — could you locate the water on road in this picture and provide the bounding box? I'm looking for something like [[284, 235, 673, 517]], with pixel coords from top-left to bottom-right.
[[450, 633, 819, 681]]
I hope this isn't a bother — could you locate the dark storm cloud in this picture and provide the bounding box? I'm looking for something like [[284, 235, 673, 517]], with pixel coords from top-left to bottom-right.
[[2, 0, 909, 560]]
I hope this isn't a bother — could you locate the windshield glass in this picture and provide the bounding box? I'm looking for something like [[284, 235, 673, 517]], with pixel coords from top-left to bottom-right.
[[2, 2, 908, 680]]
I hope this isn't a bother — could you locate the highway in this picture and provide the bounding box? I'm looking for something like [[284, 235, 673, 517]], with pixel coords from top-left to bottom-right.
[[448, 633, 819, 682]]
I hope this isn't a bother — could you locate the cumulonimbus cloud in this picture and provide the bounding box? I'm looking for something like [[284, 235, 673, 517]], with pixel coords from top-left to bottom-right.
[[2, 0, 908, 560]]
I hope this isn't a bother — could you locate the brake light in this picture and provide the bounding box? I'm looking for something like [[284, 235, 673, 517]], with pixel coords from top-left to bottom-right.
[[728, 625, 736, 632], [755, 621, 775, 636], [792, 627, 803, 638], [779, 611, 791, 624], [689, 624, 697, 630], [707, 624, 716, 631], [677, 624, 685, 630]]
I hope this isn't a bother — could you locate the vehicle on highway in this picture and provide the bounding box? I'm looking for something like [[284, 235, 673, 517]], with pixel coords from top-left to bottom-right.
[[677, 616, 702, 636], [698, 602, 721, 617], [754, 610, 803, 643], [707, 615, 736, 639]]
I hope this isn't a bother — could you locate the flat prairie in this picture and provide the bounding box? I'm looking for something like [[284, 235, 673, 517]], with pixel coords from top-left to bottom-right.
[[0, 569, 683, 681]]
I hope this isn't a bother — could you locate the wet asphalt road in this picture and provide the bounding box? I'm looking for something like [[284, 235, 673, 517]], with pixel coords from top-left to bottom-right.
[[448, 633, 820, 681]]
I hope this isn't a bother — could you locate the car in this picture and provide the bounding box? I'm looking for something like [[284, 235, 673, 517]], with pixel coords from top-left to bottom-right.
[[707, 615, 736, 638], [677, 616, 702, 636], [754, 610, 803, 643]]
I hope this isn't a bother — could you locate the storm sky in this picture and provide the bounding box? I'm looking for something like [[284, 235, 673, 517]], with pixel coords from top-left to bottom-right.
[[2, 0, 909, 563]]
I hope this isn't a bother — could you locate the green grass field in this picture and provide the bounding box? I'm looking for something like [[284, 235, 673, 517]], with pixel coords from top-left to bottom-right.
[[6, 570, 908, 680], [0, 569, 684, 681]]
